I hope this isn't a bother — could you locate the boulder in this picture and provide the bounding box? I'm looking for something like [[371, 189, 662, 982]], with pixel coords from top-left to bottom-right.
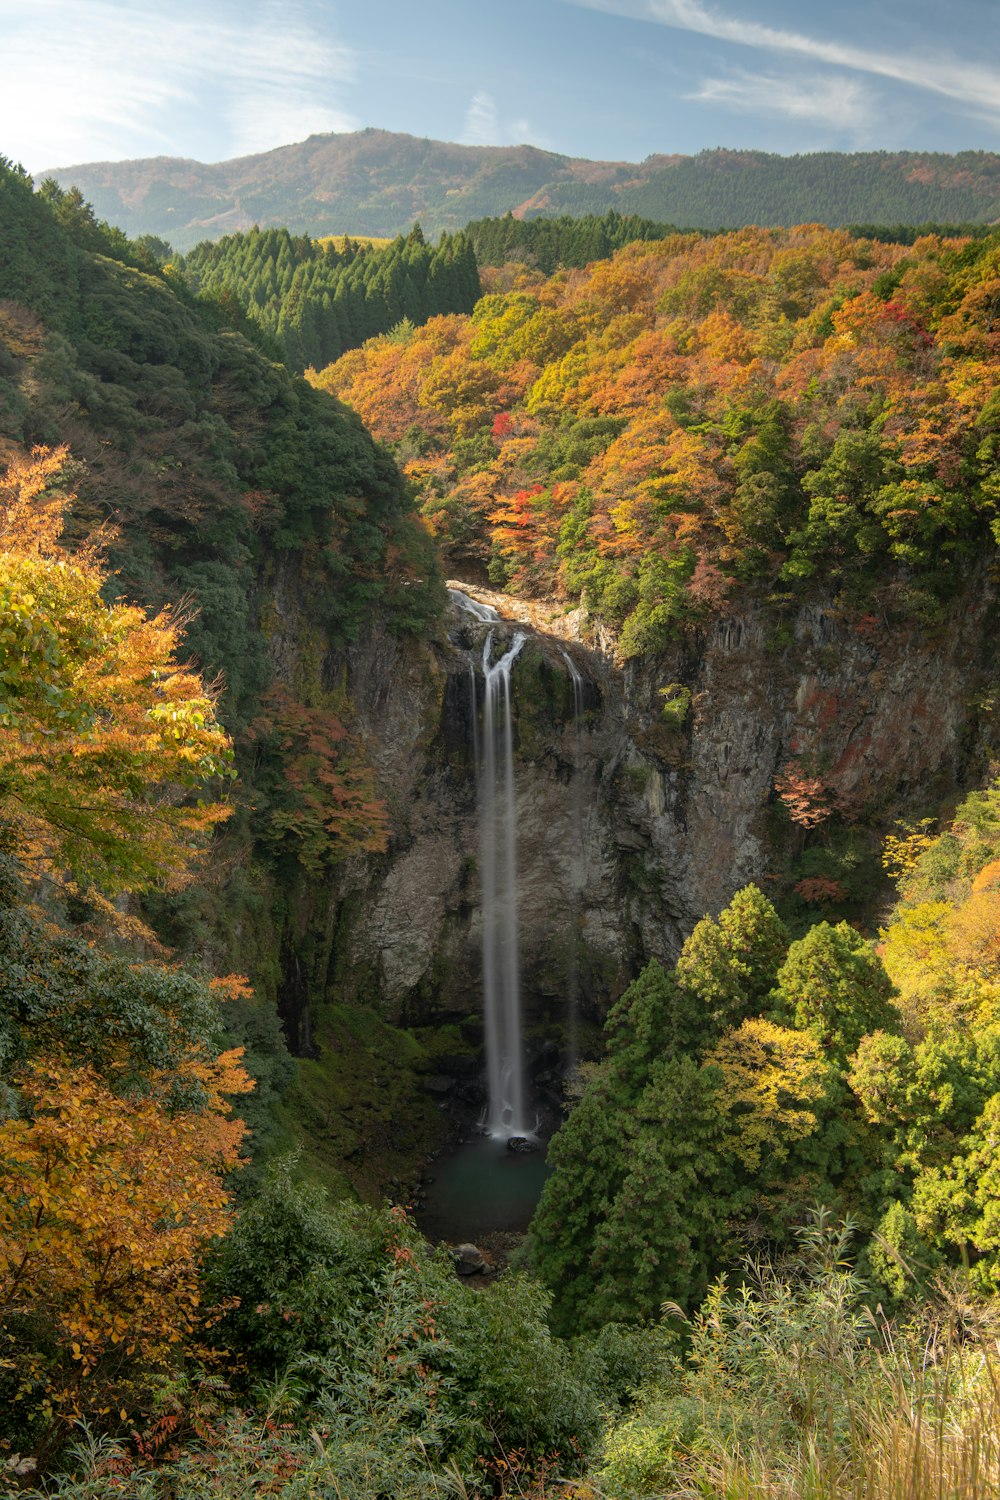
[[451, 1242, 490, 1275], [506, 1135, 537, 1154]]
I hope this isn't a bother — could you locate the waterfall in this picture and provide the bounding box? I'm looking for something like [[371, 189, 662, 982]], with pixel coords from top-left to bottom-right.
[[562, 651, 585, 1073], [562, 649, 585, 727], [475, 628, 529, 1137], [448, 587, 500, 623]]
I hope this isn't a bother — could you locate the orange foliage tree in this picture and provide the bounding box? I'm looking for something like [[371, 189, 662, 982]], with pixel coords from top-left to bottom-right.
[[774, 761, 834, 830], [250, 687, 389, 875], [0, 1055, 250, 1434]]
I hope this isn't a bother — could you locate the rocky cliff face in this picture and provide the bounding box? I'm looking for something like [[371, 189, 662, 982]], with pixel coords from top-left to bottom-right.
[[325, 578, 999, 1062], [339, 601, 636, 1036]]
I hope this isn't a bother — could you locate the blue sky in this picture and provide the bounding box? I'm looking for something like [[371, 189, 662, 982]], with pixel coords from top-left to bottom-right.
[[2, 0, 999, 171]]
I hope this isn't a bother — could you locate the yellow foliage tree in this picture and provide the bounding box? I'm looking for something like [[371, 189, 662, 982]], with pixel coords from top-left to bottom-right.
[[879, 900, 954, 1020], [708, 1017, 827, 1172], [0, 447, 234, 902], [948, 888, 1000, 970]]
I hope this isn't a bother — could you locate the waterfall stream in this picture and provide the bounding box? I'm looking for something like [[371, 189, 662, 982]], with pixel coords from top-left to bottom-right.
[[448, 587, 500, 623], [419, 594, 599, 1241], [476, 628, 529, 1137], [562, 651, 585, 1073]]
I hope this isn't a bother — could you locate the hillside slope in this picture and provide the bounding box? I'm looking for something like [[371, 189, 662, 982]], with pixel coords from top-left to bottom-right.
[[0, 161, 446, 1121], [44, 131, 1000, 249], [315, 224, 1000, 648]]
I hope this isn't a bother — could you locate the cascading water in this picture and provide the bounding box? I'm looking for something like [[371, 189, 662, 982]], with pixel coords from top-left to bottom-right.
[[562, 650, 585, 723], [561, 651, 586, 1073], [421, 595, 595, 1240], [448, 587, 500, 623], [417, 594, 549, 1246], [475, 628, 529, 1137]]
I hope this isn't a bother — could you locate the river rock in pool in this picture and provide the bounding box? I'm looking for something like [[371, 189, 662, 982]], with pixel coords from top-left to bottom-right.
[[451, 1243, 491, 1276], [506, 1136, 537, 1154]]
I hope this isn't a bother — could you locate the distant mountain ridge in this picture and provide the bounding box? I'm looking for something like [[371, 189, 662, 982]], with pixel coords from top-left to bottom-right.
[[43, 129, 1000, 251]]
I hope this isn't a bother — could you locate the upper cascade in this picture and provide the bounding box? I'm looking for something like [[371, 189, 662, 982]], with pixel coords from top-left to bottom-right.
[[445, 580, 593, 647], [448, 587, 501, 624]]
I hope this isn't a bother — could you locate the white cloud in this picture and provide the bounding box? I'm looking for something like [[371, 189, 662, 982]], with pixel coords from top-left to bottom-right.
[[689, 69, 880, 132], [460, 90, 543, 149], [0, 0, 358, 170], [462, 90, 500, 146], [571, 0, 1000, 121]]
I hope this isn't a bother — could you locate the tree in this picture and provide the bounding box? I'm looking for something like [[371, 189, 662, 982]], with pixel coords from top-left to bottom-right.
[[771, 921, 900, 1064], [529, 1077, 641, 1336], [0, 447, 255, 1458], [589, 1055, 730, 1321], [912, 1093, 1000, 1291], [709, 1017, 827, 1173], [0, 1053, 250, 1437], [529, 958, 678, 1332], [0, 448, 234, 905], [533, 894, 792, 1328], [674, 884, 790, 1047], [248, 687, 388, 874]]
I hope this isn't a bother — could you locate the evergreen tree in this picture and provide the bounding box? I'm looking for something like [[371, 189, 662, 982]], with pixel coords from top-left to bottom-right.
[[674, 884, 790, 1048], [177, 223, 480, 373], [530, 958, 677, 1333], [589, 1055, 731, 1322], [771, 922, 900, 1065]]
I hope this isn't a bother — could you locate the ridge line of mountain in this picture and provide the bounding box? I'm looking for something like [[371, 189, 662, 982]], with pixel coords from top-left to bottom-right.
[[40, 128, 1000, 251]]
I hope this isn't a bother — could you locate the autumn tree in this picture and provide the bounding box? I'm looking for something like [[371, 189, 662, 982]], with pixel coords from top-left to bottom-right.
[[709, 1016, 827, 1174], [0, 447, 234, 905], [249, 686, 388, 875], [0, 446, 254, 1458], [309, 223, 999, 652], [0, 1056, 249, 1435]]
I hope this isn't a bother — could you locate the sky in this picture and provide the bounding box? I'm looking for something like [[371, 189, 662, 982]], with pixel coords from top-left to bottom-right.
[[2, 0, 1000, 172]]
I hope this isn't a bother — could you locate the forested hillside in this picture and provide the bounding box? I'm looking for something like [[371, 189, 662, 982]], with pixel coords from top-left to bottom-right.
[[0, 155, 447, 1182], [465, 209, 696, 273], [46, 131, 1000, 247], [533, 788, 1000, 1332], [466, 209, 995, 272], [0, 163, 442, 706], [574, 147, 1000, 228], [315, 223, 1000, 654], [179, 224, 480, 373]]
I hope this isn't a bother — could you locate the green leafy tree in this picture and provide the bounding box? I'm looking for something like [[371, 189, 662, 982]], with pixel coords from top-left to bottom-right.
[[589, 1056, 731, 1322], [675, 884, 790, 1048], [912, 1094, 1000, 1291], [771, 921, 900, 1065]]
